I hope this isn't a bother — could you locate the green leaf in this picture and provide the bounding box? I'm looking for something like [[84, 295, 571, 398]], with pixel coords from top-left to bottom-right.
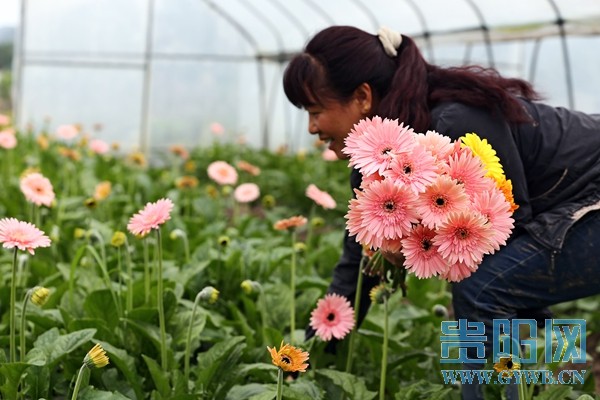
[[394, 380, 453, 400], [533, 386, 573, 400], [23, 364, 50, 400], [79, 387, 131, 399], [32, 327, 97, 367], [287, 379, 324, 400], [195, 336, 246, 395], [316, 369, 377, 400], [97, 341, 144, 400], [123, 318, 163, 355], [84, 290, 121, 330], [0, 362, 29, 400], [142, 354, 170, 397], [226, 383, 271, 400]]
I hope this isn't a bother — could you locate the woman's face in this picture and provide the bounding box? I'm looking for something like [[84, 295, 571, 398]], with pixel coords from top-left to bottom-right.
[[305, 95, 367, 160]]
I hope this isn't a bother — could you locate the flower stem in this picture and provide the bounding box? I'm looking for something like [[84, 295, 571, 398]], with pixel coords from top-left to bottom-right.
[[143, 238, 150, 305], [184, 292, 201, 385], [276, 368, 284, 400], [156, 229, 168, 370], [290, 231, 297, 344], [346, 255, 366, 373], [70, 364, 87, 400], [379, 296, 389, 400], [20, 289, 32, 362], [123, 243, 134, 313], [9, 248, 18, 362]]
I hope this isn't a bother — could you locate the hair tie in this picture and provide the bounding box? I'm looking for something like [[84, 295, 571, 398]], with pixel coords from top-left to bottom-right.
[[377, 26, 402, 57]]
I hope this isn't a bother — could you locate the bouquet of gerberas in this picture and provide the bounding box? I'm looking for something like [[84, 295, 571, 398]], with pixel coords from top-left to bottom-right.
[[343, 116, 518, 283]]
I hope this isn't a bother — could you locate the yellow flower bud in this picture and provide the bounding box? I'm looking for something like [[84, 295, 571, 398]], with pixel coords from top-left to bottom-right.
[[369, 284, 390, 305], [170, 229, 185, 240], [218, 235, 230, 247], [310, 217, 325, 228], [293, 242, 306, 253], [111, 231, 127, 247], [261, 194, 276, 209], [240, 280, 262, 295], [30, 286, 51, 306], [84, 343, 110, 368], [198, 286, 219, 304]]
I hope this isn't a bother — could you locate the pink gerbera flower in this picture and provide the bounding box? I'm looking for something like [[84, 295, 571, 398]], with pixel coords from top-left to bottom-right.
[[89, 139, 110, 155], [127, 198, 174, 236], [56, 124, 79, 140], [360, 171, 384, 189], [207, 161, 238, 186], [401, 224, 448, 279], [210, 122, 225, 136], [344, 118, 416, 176], [233, 183, 260, 203], [346, 179, 419, 249], [20, 172, 55, 207], [415, 130, 454, 161], [444, 147, 492, 199], [416, 175, 469, 229], [441, 261, 476, 283], [380, 237, 403, 253], [433, 211, 494, 269], [0, 114, 10, 126], [310, 293, 355, 341], [306, 184, 336, 209], [383, 144, 438, 194], [0, 218, 51, 255], [471, 188, 515, 252], [0, 130, 17, 149]]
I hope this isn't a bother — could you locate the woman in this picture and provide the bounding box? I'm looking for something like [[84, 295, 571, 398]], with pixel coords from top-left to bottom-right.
[[283, 25, 600, 399]]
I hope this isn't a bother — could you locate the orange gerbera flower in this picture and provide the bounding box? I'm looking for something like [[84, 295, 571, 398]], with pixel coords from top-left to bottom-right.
[[267, 341, 309, 373], [273, 216, 307, 231], [494, 175, 519, 213]]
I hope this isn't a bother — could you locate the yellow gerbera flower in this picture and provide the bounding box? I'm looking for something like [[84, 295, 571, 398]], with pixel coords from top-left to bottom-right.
[[84, 343, 110, 368], [460, 133, 504, 181], [267, 341, 309, 373], [493, 354, 520, 378]]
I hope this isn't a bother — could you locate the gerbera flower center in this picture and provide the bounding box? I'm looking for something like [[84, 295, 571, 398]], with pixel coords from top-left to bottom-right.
[[383, 200, 396, 212], [281, 355, 291, 364], [421, 239, 432, 251], [381, 147, 392, 155], [327, 312, 335, 321], [403, 164, 412, 175], [434, 196, 446, 207], [456, 228, 469, 239]]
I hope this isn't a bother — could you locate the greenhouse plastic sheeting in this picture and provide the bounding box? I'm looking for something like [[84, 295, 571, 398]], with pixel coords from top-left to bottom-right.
[[11, 0, 600, 152]]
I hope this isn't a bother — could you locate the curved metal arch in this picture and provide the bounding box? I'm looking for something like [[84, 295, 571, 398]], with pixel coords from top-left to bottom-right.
[[350, 0, 379, 32], [265, 0, 310, 38], [304, 0, 336, 26], [236, 0, 288, 149], [199, 0, 270, 147], [403, 0, 435, 62], [139, 0, 156, 153], [547, 0, 574, 109], [528, 38, 543, 83], [463, 0, 495, 67]]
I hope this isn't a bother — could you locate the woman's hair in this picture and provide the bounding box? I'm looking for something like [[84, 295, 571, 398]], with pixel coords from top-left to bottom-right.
[[283, 26, 541, 132]]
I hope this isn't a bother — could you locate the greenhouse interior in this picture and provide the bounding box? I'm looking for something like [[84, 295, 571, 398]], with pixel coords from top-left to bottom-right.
[[1, 0, 600, 399]]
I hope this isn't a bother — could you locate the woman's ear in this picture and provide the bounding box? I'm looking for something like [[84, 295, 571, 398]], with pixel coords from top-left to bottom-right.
[[354, 83, 373, 115]]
